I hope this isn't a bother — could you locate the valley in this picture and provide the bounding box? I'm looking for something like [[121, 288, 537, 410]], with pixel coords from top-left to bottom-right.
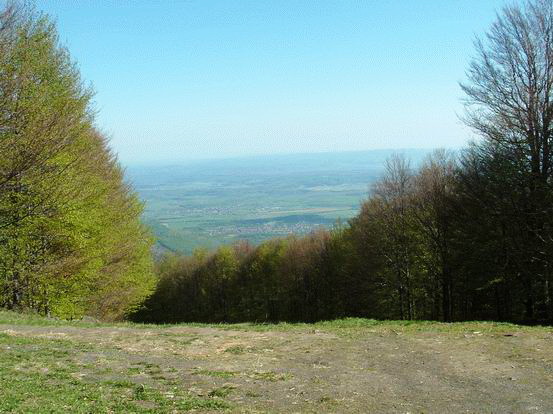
[[127, 150, 428, 253]]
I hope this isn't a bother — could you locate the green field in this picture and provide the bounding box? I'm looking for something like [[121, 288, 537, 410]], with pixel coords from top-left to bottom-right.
[[127, 150, 428, 253], [1, 310, 552, 413]]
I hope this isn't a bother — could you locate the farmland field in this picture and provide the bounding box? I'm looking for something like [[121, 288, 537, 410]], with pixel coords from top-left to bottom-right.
[[1, 311, 552, 413], [126, 150, 428, 253]]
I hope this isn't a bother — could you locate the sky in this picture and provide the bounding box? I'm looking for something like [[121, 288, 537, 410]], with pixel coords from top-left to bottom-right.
[[39, 0, 508, 165]]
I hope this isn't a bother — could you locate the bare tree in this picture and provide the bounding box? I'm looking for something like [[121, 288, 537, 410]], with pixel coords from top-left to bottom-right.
[[461, 0, 553, 171]]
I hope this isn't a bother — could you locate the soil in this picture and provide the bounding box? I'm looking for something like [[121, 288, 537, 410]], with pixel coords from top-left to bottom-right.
[[2, 322, 553, 413]]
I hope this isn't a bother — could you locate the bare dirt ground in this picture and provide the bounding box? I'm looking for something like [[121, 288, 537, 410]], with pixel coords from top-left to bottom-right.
[[1, 316, 553, 413]]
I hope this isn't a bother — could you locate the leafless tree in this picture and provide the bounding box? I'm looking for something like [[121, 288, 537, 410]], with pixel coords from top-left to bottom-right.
[[461, 0, 553, 176]]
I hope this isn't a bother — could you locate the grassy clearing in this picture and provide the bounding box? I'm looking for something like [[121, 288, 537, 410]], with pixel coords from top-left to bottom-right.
[[0, 310, 552, 413], [0, 333, 229, 413]]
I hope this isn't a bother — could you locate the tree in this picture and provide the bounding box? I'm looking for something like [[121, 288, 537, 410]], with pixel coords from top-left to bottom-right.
[[454, 146, 525, 321], [461, 0, 553, 321], [366, 154, 420, 320], [0, 3, 155, 319], [412, 150, 458, 321]]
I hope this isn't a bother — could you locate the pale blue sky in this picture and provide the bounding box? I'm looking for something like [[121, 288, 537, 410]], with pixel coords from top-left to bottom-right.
[[39, 0, 507, 164]]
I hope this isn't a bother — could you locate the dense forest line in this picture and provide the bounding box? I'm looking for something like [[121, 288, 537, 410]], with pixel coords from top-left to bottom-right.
[[0, 3, 155, 320], [133, 0, 553, 325], [132, 146, 552, 325]]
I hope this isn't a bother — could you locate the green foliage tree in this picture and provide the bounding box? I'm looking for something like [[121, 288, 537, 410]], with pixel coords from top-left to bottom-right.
[[0, 3, 155, 320]]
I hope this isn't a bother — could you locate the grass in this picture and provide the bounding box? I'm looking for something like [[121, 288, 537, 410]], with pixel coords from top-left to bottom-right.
[[223, 345, 248, 354], [209, 386, 235, 398], [0, 309, 546, 335], [193, 369, 291, 383], [250, 371, 292, 382], [158, 316, 547, 337], [193, 369, 240, 379], [0, 327, 231, 413], [0, 309, 136, 329]]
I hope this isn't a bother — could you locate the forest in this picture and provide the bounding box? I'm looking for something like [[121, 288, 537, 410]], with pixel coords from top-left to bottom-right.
[[2, 0, 553, 327]]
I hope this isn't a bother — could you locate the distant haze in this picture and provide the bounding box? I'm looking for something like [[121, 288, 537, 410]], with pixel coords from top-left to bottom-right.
[[39, 1, 507, 164], [126, 149, 430, 253]]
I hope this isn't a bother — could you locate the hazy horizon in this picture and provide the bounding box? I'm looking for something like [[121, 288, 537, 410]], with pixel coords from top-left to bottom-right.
[[123, 146, 439, 167], [126, 148, 433, 253], [38, 0, 507, 164]]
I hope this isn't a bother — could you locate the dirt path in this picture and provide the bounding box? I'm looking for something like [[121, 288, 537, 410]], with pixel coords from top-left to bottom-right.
[[1, 322, 553, 413]]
